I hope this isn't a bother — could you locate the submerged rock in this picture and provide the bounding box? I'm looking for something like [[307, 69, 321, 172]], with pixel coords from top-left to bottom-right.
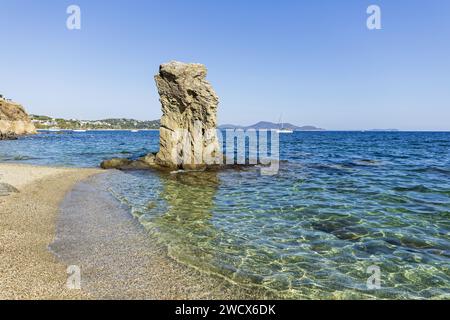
[[0, 97, 36, 138], [100, 158, 132, 169], [100, 154, 157, 170]]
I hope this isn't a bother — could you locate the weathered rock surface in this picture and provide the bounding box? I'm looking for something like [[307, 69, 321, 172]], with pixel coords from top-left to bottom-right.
[[0, 98, 36, 138], [100, 61, 223, 171], [0, 132, 18, 140], [100, 158, 132, 169], [154, 61, 222, 169], [100, 154, 156, 170]]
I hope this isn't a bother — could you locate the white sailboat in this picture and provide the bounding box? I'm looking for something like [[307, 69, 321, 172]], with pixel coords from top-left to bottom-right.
[[276, 115, 293, 134]]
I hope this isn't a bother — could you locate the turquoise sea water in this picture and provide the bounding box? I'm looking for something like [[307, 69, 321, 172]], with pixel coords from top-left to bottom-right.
[[1, 131, 449, 299]]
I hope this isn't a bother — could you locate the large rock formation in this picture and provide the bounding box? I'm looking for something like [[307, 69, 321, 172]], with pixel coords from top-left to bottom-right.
[[100, 62, 276, 173], [0, 97, 36, 139], [154, 61, 222, 170], [100, 61, 223, 171]]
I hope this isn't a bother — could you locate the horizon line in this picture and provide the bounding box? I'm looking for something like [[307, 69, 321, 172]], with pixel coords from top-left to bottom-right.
[[29, 114, 450, 132]]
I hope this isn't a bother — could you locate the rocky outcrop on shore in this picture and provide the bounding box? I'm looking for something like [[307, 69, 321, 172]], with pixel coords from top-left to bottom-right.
[[0, 132, 18, 140], [154, 61, 222, 169], [0, 98, 36, 139], [101, 61, 223, 171]]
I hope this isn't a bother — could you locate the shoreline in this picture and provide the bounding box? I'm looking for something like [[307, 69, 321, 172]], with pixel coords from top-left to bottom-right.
[[50, 172, 266, 299], [0, 163, 102, 299], [0, 163, 266, 300]]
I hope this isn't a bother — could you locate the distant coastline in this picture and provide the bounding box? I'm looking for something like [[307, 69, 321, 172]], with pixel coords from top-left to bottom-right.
[[34, 115, 446, 133], [36, 128, 160, 132], [31, 115, 160, 130], [31, 115, 325, 132], [220, 121, 325, 131]]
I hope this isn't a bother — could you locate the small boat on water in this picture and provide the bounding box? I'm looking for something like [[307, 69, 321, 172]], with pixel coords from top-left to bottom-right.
[[73, 129, 87, 133], [48, 128, 61, 132], [277, 129, 294, 134], [131, 130, 139, 133], [276, 115, 293, 134]]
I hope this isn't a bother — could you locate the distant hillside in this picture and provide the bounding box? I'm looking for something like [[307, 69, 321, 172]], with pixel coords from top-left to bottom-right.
[[219, 121, 325, 131], [30, 115, 160, 130], [29, 116, 324, 131]]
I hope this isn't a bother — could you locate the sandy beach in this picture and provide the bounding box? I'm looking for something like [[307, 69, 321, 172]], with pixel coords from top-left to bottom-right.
[[0, 163, 264, 300], [0, 163, 102, 299]]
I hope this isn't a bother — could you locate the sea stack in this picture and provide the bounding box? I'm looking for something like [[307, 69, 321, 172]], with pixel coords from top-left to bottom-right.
[[154, 61, 222, 170], [0, 96, 36, 140], [100, 61, 223, 170]]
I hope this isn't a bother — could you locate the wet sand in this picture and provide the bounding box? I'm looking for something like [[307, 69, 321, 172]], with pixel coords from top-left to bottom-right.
[[0, 164, 101, 299]]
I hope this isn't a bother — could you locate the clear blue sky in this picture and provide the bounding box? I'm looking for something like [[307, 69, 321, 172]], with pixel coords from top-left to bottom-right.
[[1, 0, 449, 130]]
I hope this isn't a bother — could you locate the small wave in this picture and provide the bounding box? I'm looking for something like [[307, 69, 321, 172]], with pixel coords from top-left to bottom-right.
[[311, 164, 351, 171], [16, 155, 42, 161], [78, 151, 111, 156], [412, 167, 450, 175], [312, 160, 382, 172], [393, 185, 450, 195], [347, 159, 383, 167], [393, 185, 432, 193], [170, 168, 210, 174], [355, 159, 382, 165], [1, 155, 40, 161]]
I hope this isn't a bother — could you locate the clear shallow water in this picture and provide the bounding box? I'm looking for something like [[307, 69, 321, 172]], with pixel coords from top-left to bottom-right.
[[2, 131, 449, 299]]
